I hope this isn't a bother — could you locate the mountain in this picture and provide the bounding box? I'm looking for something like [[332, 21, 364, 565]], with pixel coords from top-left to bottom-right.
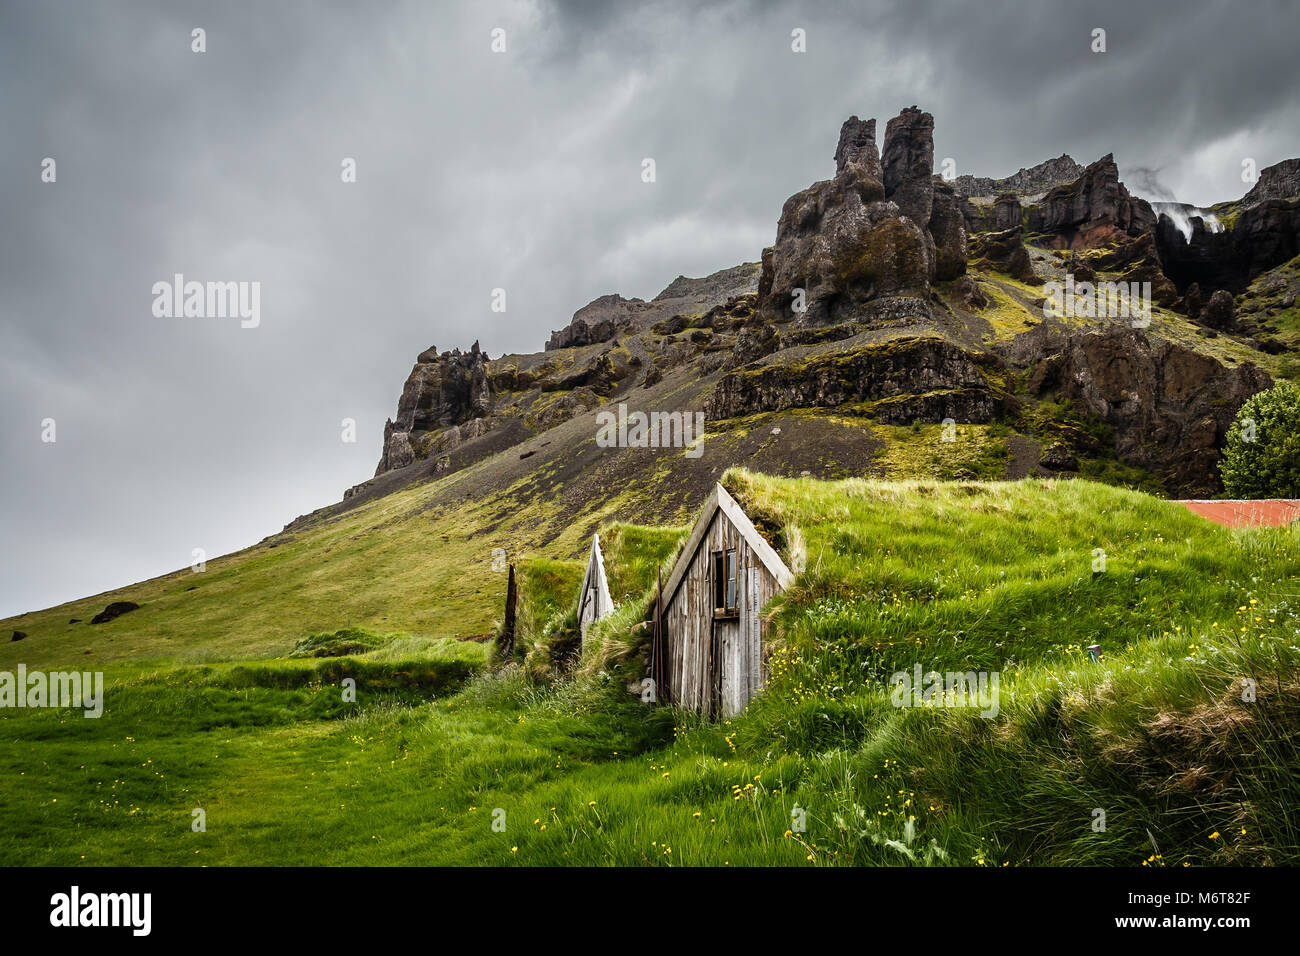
[[329, 105, 1297, 538]]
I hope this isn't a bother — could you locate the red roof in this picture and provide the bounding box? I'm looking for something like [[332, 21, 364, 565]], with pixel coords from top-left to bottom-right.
[[1175, 499, 1300, 528]]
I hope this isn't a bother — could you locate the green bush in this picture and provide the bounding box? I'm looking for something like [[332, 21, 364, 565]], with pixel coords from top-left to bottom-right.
[[1220, 382, 1300, 498]]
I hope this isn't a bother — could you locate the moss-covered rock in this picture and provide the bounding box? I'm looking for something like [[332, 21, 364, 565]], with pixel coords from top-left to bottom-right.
[[705, 337, 999, 423]]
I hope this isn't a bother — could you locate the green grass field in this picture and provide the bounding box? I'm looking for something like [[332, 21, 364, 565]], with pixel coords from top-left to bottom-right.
[[2, 471, 1298, 865]]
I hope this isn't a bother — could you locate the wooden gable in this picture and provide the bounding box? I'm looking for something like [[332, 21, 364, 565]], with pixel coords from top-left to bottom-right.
[[660, 483, 793, 609], [577, 533, 614, 637], [653, 483, 794, 718]]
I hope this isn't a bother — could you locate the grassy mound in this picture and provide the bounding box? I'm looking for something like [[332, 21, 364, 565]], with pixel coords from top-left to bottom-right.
[[515, 471, 1300, 865], [2, 471, 1297, 866], [289, 627, 392, 658]]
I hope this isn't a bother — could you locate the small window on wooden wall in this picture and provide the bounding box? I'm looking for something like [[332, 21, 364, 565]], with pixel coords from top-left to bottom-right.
[[712, 548, 738, 616]]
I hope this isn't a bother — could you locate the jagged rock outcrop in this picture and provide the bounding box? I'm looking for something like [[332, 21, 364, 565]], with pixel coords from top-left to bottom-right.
[[834, 116, 881, 177], [1219, 198, 1300, 283], [957, 156, 1080, 234], [1088, 232, 1180, 307], [952, 275, 989, 309], [370, 267, 759, 480], [1038, 442, 1079, 472], [955, 155, 1084, 199], [91, 601, 140, 624], [758, 247, 775, 302], [959, 193, 1024, 235], [1013, 325, 1272, 495], [726, 320, 780, 369], [700, 292, 759, 331], [543, 349, 621, 393], [881, 107, 935, 227], [995, 194, 1022, 231], [546, 294, 638, 350], [1201, 289, 1236, 330], [1243, 158, 1300, 207], [1065, 249, 1096, 283], [375, 342, 493, 475], [760, 107, 969, 324], [545, 316, 620, 351], [1025, 154, 1156, 248], [653, 263, 761, 304], [706, 337, 998, 424], [929, 179, 968, 281], [761, 143, 932, 324], [546, 266, 762, 351], [377, 421, 415, 473], [969, 226, 1038, 284]]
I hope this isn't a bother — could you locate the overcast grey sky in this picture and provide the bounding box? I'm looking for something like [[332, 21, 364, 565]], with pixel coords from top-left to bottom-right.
[[3, 0, 1298, 618]]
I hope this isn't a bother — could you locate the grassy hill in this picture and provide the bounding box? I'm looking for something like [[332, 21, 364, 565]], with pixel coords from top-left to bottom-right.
[[3, 469, 1297, 866]]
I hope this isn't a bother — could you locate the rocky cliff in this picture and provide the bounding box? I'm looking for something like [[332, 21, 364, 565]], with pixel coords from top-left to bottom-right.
[[1243, 158, 1300, 207], [955, 154, 1084, 199], [353, 106, 1296, 506], [375, 342, 495, 476], [544, 263, 761, 351], [1024, 154, 1157, 248], [705, 337, 999, 425], [1156, 159, 1300, 296], [1012, 325, 1273, 494]]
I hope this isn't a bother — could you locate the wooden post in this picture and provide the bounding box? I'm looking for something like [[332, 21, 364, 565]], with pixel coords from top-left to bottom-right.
[[651, 567, 665, 703], [498, 563, 517, 660]]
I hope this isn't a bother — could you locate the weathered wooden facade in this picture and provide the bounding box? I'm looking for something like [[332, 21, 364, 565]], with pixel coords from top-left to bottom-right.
[[577, 534, 614, 639], [651, 484, 793, 719]]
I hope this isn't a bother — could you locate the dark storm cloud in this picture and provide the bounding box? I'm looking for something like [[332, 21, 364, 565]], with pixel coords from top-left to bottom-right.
[[2, 0, 1297, 617]]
